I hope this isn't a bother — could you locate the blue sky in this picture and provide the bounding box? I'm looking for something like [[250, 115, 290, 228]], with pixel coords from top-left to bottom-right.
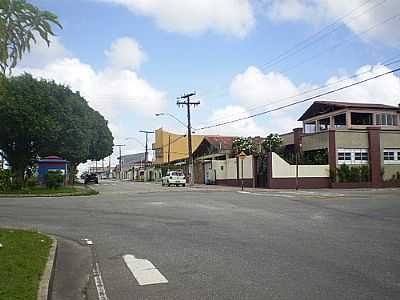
[[20, 0, 400, 167]]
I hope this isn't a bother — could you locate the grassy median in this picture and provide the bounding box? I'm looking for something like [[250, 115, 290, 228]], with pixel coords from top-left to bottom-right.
[[0, 185, 98, 197], [0, 229, 52, 300]]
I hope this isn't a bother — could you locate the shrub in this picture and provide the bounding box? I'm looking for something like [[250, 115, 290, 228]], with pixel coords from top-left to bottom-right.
[[360, 165, 370, 182], [337, 164, 350, 182], [45, 171, 64, 189], [0, 169, 11, 192], [26, 176, 38, 188], [337, 165, 370, 183]]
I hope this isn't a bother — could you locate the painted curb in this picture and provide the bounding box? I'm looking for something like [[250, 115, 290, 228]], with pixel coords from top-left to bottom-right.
[[37, 236, 58, 300]]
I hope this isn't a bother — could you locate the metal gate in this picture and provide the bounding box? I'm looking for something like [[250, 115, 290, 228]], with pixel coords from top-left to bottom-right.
[[255, 155, 268, 188]]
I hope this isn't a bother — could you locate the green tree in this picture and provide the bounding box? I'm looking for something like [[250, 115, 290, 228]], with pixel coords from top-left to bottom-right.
[[0, 74, 113, 187], [0, 0, 62, 75], [262, 133, 282, 153], [232, 137, 255, 156]]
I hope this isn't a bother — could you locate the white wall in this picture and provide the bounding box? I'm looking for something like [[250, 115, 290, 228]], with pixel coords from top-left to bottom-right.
[[272, 153, 329, 178], [213, 156, 253, 180]]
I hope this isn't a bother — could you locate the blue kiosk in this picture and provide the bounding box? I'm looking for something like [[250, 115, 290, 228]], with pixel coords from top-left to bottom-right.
[[37, 156, 69, 185]]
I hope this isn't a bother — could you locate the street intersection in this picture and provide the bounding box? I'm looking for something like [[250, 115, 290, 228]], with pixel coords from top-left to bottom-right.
[[1, 180, 400, 299]]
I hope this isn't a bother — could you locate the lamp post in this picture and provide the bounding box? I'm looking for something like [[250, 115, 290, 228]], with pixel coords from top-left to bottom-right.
[[155, 112, 188, 129]]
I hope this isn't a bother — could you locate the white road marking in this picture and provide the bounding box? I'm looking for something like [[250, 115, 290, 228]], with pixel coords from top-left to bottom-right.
[[123, 254, 168, 286], [93, 262, 109, 300], [237, 191, 294, 198], [81, 238, 94, 245]]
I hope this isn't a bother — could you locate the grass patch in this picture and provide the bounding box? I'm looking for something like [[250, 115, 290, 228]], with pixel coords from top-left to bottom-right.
[[2, 186, 78, 195], [0, 186, 98, 197], [0, 229, 52, 300]]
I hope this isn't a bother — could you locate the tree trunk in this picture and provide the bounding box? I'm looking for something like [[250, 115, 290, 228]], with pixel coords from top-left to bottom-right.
[[7, 152, 29, 189]]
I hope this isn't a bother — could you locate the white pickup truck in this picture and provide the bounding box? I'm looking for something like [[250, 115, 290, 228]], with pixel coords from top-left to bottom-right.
[[162, 171, 186, 187]]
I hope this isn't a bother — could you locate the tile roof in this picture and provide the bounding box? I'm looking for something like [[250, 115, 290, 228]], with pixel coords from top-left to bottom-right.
[[204, 136, 237, 150]]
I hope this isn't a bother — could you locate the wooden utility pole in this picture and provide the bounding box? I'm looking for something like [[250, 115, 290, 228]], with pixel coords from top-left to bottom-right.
[[114, 144, 126, 180], [167, 135, 171, 171], [177, 92, 199, 185], [139, 130, 154, 179]]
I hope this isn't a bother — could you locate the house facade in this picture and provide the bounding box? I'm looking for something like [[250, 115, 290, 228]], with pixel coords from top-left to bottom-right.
[[281, 101, 400, 187], [116, 152, 147, 180]]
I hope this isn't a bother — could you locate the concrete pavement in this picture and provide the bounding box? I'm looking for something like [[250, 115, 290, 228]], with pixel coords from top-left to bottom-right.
[[1, 180, 400, 299]]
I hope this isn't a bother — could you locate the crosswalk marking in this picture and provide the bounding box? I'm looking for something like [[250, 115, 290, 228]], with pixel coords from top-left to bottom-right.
[[123, 254, 168, 286]]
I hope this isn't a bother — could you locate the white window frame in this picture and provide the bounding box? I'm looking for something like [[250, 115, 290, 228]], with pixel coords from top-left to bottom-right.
[[376, 113, 399, 126], [337, 149, 369, 165], [383, 149, 400, 165]]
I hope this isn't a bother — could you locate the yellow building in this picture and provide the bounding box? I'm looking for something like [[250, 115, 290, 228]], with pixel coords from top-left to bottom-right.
[[152, 128, 204, 165]]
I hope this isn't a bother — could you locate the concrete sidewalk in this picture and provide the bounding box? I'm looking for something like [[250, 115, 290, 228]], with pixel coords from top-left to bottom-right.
[[51, 236, 92, 300]]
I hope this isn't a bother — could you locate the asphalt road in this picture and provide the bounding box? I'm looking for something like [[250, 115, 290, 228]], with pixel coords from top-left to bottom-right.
[[1, 180, 400, 299]]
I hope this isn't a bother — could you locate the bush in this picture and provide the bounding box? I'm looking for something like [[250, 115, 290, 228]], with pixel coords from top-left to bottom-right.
[[25, 176, 38, 188], [0, 169, 11, 192], [337, 164, 350, 182], [45, 171, 64, 189], [336, 164, 370, 183]]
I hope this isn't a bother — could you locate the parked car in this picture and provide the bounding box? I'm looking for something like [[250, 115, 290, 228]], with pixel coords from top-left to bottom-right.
[[162, 171, 186, 187], [84, 173, 99, 184]]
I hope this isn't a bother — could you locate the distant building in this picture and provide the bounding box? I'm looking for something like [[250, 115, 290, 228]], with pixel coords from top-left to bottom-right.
[[116, 152, 147, 180]]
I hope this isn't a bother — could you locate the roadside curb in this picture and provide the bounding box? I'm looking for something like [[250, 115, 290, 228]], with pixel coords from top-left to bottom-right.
[[0, 186, 98, 198], [37, 236, 58, 300]]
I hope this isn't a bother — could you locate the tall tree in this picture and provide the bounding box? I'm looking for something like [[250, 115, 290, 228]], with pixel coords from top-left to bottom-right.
[[0, 0, 62, 75], [0, 74, 114, 186]]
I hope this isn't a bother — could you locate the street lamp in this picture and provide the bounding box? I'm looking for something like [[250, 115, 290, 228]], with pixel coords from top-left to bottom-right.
[[155, 112, 188, 129]]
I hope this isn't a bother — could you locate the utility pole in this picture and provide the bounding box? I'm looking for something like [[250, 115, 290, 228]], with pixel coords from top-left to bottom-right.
[[177, 92, 200, 185], [108, 155, 111, 178], [139, 130, 154, 180], [167, 135, 171, 171], [114, 144, 126, 180]]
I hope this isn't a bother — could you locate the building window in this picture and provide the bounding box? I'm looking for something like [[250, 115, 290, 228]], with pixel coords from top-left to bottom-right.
[[334, 113, 346, 128], [383, 149, 400, 164], [376, 113, 399, 126], [319, 117, 330, 131], [304, 121, 316, 134], [351, 112, 373, 126], [337, 149, 368, 164]]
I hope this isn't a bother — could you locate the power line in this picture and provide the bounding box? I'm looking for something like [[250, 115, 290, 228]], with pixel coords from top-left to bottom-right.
[[196, 66, 400, 131], [279, 12, 400, 75], [203, 54, 400, 126], [260, 0, 387, 72], [200, 0, 387, 99]]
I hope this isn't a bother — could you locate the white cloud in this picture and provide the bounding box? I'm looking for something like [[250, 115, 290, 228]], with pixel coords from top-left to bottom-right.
[[230, 66, 299, 108], [15, 35, 168, 170], [98, 0, 255, 37], [322, 64, 400, 105], [219, 63, 400, 135], [105, 37, 147, 70], [263, 0, 400, 46], [20, 35, 70, 68], [18, 40, 166, 119], [203, 105, 265, 137]]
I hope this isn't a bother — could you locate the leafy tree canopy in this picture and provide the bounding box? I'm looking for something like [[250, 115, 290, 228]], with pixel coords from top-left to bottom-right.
[[232, 137, 256, 156], [0, 74, 113, 186], [0, 0, 62, 75], [262, 133, 282, 153]]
